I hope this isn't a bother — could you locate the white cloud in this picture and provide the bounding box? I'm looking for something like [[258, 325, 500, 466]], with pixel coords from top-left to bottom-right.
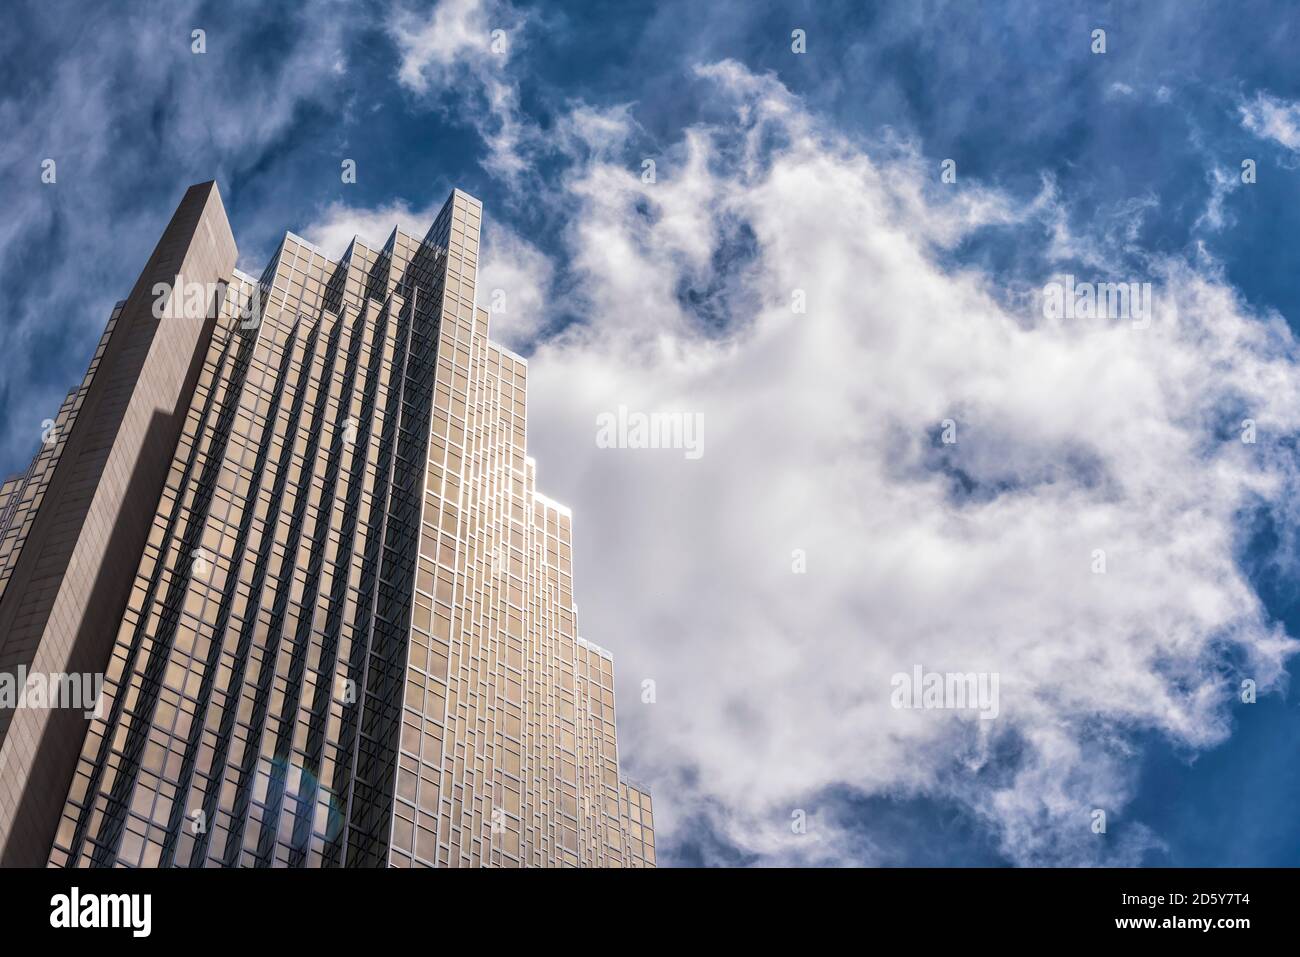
[[1239, 91, 1300, 151], [387, 0, 532, 180], [389, 0, 505, 93], [299, 198, 440, 259], [477, 223, 553, 348], [300, 198, 552, 350], [293, 60, 1300, 867], [0, 0, 350, 477], [514, 64, 1300, 865], [1194, 165, 1241, 233]]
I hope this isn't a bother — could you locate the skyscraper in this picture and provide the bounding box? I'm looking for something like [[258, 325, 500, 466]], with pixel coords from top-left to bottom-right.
[[0, 181, 654, 868]]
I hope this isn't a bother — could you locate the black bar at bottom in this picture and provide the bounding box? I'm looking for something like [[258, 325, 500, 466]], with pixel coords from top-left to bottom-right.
[[0, 866, 1289, 942]]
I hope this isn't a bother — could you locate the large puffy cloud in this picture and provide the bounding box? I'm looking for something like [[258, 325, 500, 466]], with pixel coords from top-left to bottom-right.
[[294, 47, 1300, 864], [9, 0, 1296, 866], [511, 62, 1300, 865], [475, 223, 554, 348]]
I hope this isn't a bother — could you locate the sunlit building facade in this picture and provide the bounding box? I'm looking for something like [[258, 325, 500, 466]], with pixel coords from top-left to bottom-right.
[[0, 181, 652, 868]]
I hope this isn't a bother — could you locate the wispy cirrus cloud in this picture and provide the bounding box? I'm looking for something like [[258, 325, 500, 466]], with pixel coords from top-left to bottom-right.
[[387, 0, 533, 181], [0, 0, 350, 476]]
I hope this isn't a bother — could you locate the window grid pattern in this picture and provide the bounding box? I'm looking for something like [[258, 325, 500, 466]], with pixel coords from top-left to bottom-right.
[[0, 305, 120, 607], [391, 192, 653, 869], [46, 189, 653, 868]]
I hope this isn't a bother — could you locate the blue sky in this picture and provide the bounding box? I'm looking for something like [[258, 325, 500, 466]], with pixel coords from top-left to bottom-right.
[[4, 0, 1300, 866]]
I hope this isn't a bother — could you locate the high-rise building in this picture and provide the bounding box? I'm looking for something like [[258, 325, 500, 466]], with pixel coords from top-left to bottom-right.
[[0, 181, 654, 868]]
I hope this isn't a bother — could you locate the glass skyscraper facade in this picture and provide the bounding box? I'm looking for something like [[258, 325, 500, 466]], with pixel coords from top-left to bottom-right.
[[0, 181, 653, 868]]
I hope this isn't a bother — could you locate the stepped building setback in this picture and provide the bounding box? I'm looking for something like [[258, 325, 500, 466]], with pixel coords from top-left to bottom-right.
[[0, 182, 654, 868]]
